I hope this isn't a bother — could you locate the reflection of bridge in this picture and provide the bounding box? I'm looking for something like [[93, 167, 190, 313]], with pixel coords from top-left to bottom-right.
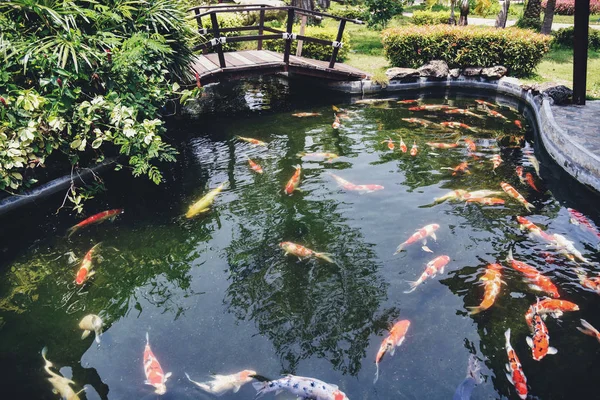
[[188, 4, 369, 85]]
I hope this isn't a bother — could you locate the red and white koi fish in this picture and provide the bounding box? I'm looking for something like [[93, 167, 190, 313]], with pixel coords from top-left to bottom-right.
[[466, 197, 504, 205], [445, 109, 484, 119], [67, 209, 123, 237], [398, 99, 419, 104], [399, 138, 407, 153], [284, 165, 301, 195], [579, 273, 600, 294], [568, 208, 600, 241], [550, 233, 590, 264], [526, 299, 558, 361], [247, 158, 263, 174], [492, 154, 503, 173], [522, 143, 541, 177], [464, 138, 477, 152], [374, 319, 410, 383], [381, 138, 395, 150], [292, 112, 321, 117], [483, 109, 509, 120], [524, 173, 540, 192], [402, 117, 436, 127], [434, 189, 468, 203], [463, 190, 502, 199], [501, 182, 534, 211], [298, 152, 339, 161], [144, 333, 172, 395], [441, 122, 476, 131], [394, 223, 440, 254], [443, 162, 470, 176], [329, 173, 384, 193], [186, 370, 257, 395], [514, 120, 523, 129], [475, 99, 497, 108], [468, 263, 504, 314], [504, 329, 528, 400], [516, 166, 526, 184], [577, 319, 600, 343], [405, 255, 450, 293], [236, 136, 267, 146], [332, 115, 341, 129], [507, 249, 560, 297], [410, 141, 418, 156], [409, 104, 457, 111], [280, 241, 333, 263], [426, 142, 459, 149], [75, 243, 101, 285], [525, 299, 579, 328], [517, 216, 555, 243]]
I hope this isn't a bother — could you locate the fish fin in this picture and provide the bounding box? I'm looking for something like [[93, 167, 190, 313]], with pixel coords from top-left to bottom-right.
[[316, 253, 334, 263], [578, 319, 600, 336], [505, 363, 511, 373], [145, 380, 153, 386], [146, 332, 149, 345], [81, 330, 91, 340], [393, 243, 405, 255], [164, 372, 172, 381], [66, 225, 80, 238], [526, 336, 533, 348], [525, 202, 535, 212], [94, 330, 101, 344], [506, 249, 514, 262], [440, 265, 445, 274], [467, 306, 482, 315], [431, 233, 437, 241], [505, 373, 514, 385], [547, 347, 558, 355], [373, 363, 380, 384], [252, 381, 267, 397], [233, 384, 242, 393], [390, 346, 396, 357], [186, 372, 210, 391], [88, 270, 96, 277], [404, 280, 419, 293], [505, 328, 511, 342], [528, 284, 543, 292], [421, 245, 433, 253]]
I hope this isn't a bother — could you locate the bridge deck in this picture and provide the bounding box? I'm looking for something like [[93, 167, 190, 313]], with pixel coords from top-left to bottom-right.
[[190, 50, 368, 84]]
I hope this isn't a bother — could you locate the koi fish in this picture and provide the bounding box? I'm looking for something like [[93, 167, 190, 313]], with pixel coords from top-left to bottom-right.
[[475, 100, 497, 108], [463, 190, 502, 199], [442, 162, 470, 176], [515, 120, 523, 129], [434, 189, 468, 203], [280, 241, 333, 263], [468, 263, 504, 314], [67, 209, 123, 237], [517, 216, 555, 243], [453, 355, 483, 400], [186, 370, 256, 395], [577, 319, 600, 343], [292, 112, 321, 117], [483, 109, 508, 120], [79, 314, 103, 343], [374, 319, 410, 383], [247, 158, 263, 174], [492, 154, 503, 173], [186, 182, 227, 218], [332, 115, 341, 129], [144, 333, 172, 395], [405, 255, 450, 293], [441, 122, 476, 131], [568, 208, 600, 241], [329, 173, 384, 193], [523, 143, 541, 177], [466, 197, 505, 205], [504, 329, 528, 400], [525, 173, 540, 192], [516, 166, 526, 184], [332, 105, 341, 112], [501, 182, 534, 211], [355, 98, 396, 104], [526, 299, 558, 361], [399, 138, 407, 153], [397, 99, 419, 104], [464, 138, 476, 152], [426, 142, 459, 149], [550, 233, 590, 264], [579, 273, 600, 294], [298, 152, 339, 161], [253, 375, 349, 400], [507, 249, 560, 298], [409, 104, 457, 111], [381, 138, 395, 150], [394, 223, 440, 254], [75, 243, 101, 285], [284, 165, 301, 195], [410, 141, 418, 156], [402, 117, 436, 127], [524, 299, 579, 328], [445, 109, 484, 119], [236, 136, 267, 146], [41, 347, 81, 400]]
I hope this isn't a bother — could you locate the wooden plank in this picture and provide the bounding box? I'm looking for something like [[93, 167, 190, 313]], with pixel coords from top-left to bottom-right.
[[289, 55, 327, 70], [223, 53, 247, 67], [248, 50, 282, 63], [193, 55, 220, 72], [228, 52, 255, 65], [237, 50, 273, 65]]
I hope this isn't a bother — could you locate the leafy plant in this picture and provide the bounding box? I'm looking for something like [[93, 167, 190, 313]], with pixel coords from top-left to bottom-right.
[[411, 10, 452, 25], [264, 25, 350, 61], [364, 0, 403, 28], [552, 26, 600, 50]]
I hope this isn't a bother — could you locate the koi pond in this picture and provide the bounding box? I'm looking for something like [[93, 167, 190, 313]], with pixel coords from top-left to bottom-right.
[[1, 81, 600, 400]]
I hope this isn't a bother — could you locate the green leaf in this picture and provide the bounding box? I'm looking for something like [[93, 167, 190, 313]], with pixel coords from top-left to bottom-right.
[[70, 139, 82, 149], [91, 138, 103, 149]]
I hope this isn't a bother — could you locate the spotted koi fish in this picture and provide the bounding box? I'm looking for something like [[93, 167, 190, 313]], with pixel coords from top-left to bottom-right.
[[492, 154, 503, 173], [441, 122, 476, 131], [394, 223, 439, 254], [381, 138, 395, 150], [329, 173, 384, 193], [410, 141, 418, 156], [501, 182, 534, 211], [409, 104, 457, 111], [292, 112, 321, 117], [67, 209, 123, 238], [426, 142, 459, 149], [402, 117, 436, 127], [405, 255, 450, 293], [526, 300, 558, 361], [577, 319, 600, 343], [466, 197, 505, 205], [504, 328, 528, 399], [253, 375, 349, 400], [75, 243, 101, 285], [568, 208, 600, 241], [464, 138, 477, 152], [144, 333, 172, 395], [507, 249, 560, 298], [284, 165, 301, 195], [399, 138, 407, 153], [280, 241, 333, 263], [445, 109, 484, 119], [517, 216, 555, 243], [475, 99, 497, 108], [247, 158, 263, 174], [236, 136, 267, 146], [374, 319, 411, 383], [468, 263, 504, 314], [525, 298, 579, 328]]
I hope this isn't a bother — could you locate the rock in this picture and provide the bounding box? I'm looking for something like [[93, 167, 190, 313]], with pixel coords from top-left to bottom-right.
[[385, 67, 420, 81], [481, 65, 507, 79], [462, 67, 482, 77], [541, 84, 573, 105], [449, 68, 461, 79], [418, 60, 449, 80]]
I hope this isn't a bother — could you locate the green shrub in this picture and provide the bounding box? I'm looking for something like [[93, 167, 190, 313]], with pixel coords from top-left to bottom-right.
[[382, 25, 552, 76], [411, 10, 451, 25], [552, 26, 600, 50], [332, 5, 367, 20], [365, 0, 403, 28], [265, 25, 350, 61], [515, 16, 542, 31]]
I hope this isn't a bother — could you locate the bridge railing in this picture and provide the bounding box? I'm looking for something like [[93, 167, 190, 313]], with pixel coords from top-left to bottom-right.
[[188, 4, 363, 70]]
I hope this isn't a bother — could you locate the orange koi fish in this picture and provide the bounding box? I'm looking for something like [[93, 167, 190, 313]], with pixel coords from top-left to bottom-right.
[[514, 120, 523, 129], [526, 300, 558, 361], [410, 141, 418, 156], [475, 100, 497, 108], [397, 99, 419, 104], [577, 319, 600, 343], [247, 158, 263, 174], [434, 189, 468, 203], [374, 319, 410, 383], [405, 255, 450, 293], [399, 138, 407, 153], [394, 223, 439, 254], [492, 154, 503, 173], [402, 117, 435, 127], [381, 138, 395, 150], [517, 216, 555, 243], [329, 173, 384, 193], [507, 249, 560, 298], [525, 173, 540, 192], [426, 142, 459, 149], [297, 152, 339, 161], [568, 208, 600, 241], [284, 165, 301, 195], [144, 333, 172, 395], [501, 182, 534, 211], [332, 115, 341, 129], [292, 112, 321, 117], [525, 299, 579, 328], [466, 197, 505, 205], [447, 162, 470, 176], [464, 138, 476, 152], [504, 329, 528, 400], [279, 241, 333, 263], [67, 209, 123, 238], [409, 104, 457, 111], [483, 109, 509, 120], [75, 243, 101, 285], [468, 263, 504, 314], [441, 122, 476, 131], [236, 136, 267, 146], [579, 273, 600, 294], [516, 166, 526, 184]]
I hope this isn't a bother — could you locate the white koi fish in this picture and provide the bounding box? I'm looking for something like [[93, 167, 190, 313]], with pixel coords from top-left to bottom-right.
[[186, 370, 256, 395]]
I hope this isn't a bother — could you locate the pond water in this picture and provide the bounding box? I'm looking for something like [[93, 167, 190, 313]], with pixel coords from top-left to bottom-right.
[[1, 83, 600, 400]]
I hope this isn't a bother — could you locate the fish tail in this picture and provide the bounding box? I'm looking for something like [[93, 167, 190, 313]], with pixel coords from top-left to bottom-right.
[[41, 346, 52, 370], [293, 164, 302, 170], [505, 328, 511, 344], [66, 224, 80, 238], [525, 202, 535, 212], [506, 248, 514, 262], [467, 306, 483, 315], [394, 243, 405, 255], [316, 252, 334, 263], [146, 332, 149, 345], [94, 329, 102, 344], [578, 319, 600, 336], [404, 280, 419, 293], [185, 373, 212, 392], [296, 152, 306, 157], [252, 381, 268, 398], [373, 363, 380, 384]]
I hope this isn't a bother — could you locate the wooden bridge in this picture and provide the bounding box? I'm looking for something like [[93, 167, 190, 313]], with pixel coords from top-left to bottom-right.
[[188, 4, 369, 85]]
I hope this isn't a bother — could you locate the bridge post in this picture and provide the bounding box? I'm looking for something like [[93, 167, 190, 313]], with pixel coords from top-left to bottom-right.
[[258, 5, 265, 50], [296, 15, 307, 57], [283, 8, 295, 69], [210, 11, 227, 69], [328, 19, 346, 69]]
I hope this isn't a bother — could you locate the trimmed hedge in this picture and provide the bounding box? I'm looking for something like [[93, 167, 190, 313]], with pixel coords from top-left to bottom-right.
[[411, 10, 451, 25], [332, 5, 367, 21], [541, 0, 600, 15], [553, 26, 600, 50], [265, 25, 350, 62], [382, 25, 551, 76]]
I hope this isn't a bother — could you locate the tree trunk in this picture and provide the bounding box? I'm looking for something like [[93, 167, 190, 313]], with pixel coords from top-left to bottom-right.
[[495, 0, 511, 28], [449, 0, 457, 25], [524, 0, 542, 20], [458, 0, 469, 26], [317, 0, 330, 10], [541, 0, 556, 34], [292, 0, 316, 24]]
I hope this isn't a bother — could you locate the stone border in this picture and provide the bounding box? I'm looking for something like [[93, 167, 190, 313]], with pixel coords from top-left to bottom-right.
[[326, 77, 600, 193]]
